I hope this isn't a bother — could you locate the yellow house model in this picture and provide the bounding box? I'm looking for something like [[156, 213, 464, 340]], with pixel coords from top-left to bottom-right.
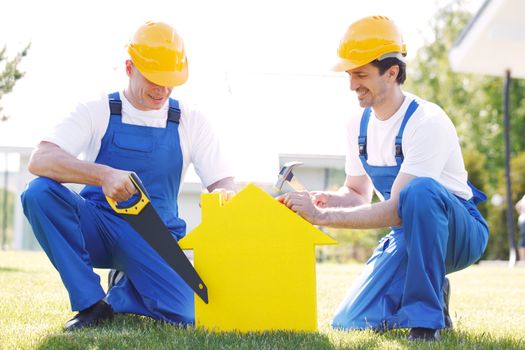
[[179, 183, 337, 332]]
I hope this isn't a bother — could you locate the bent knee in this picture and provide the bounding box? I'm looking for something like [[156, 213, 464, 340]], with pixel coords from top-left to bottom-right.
[[21, 177, 62, 207], [399, 177, 442, 201], [398, 178, 447, 219]]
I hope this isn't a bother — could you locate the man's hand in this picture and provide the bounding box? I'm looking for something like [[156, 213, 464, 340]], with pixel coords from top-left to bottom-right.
[[310, 191, 330, 208], [278, 191, 324, 225], [101, 170, 137, 203], [211, 188, 236, 203], [310, 191, 352, 208], [277, 190, 350, 210], [207, 177, 236, 204]]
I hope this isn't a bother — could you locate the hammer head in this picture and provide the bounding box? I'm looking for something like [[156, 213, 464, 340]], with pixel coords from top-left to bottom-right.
[[274, 161, 305, 192]]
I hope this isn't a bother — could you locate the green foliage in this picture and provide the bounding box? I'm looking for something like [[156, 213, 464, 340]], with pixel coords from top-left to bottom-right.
[[486, 152, 525, 259], [462, 148, 489, 218], [405, 1, 525, 259], [510, 152, 525, 199], [320, 227, 388, 263], [0, 44, 30, 121], [462, 149, 488, 193], [406, 2, 525, 190]]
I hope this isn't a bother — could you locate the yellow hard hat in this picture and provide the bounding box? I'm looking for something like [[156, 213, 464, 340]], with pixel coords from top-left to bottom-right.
[[128, 21, 188, 87], [333, 16, 406, 72]]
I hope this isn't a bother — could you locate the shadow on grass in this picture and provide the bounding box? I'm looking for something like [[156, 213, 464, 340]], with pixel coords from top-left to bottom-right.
[[0, 266, 24, 273], [35, 316, 525, 350], [34, 314, 373, 350]]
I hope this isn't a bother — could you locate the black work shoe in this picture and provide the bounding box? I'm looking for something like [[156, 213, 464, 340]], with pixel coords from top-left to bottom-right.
[[407, 328, 441, 341], [107, 269, 125, 290], [64, 300, 114, 331], [443, 277, 453, 329]]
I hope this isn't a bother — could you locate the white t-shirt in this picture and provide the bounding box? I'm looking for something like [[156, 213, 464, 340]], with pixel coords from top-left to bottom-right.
[[519, 195, 525, 224], [345, 92, 473, 200], [43, 91, 233, 188]]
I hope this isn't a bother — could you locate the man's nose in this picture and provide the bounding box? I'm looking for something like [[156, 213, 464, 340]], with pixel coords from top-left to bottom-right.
[[349, 75, 359, 91]]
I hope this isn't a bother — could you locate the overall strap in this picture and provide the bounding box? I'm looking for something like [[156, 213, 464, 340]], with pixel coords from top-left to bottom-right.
[[108, 92, 122, 116], [167, 98, 181, 124], [358, 108, 372, 161], [394, 99, 419, 165], [108, 92, 180, 123]]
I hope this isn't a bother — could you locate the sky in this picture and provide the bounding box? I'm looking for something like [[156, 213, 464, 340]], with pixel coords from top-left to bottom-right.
[[0, 0, 483, 182]]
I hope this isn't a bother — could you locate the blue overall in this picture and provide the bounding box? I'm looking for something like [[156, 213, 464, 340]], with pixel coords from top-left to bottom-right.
[[21, 92, 194, 324], [331, 100, 489, 330]]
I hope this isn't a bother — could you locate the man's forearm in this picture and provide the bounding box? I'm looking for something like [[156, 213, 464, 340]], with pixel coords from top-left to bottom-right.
[[320, 174, 374, 208], [317, 199, 401, 229], [28, 142, 112, 186], [333, 186, 371, 207]]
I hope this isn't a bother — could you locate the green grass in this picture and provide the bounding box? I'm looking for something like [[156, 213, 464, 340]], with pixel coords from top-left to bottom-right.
[[1, 251, 525, 349]]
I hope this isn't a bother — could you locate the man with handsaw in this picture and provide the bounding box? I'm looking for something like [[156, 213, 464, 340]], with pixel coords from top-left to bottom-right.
[[280, 16, 489, 341], [21, 21, 235, 330]]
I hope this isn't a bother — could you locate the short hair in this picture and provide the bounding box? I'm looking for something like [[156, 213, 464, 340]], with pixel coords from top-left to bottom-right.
[[370, 57, 406, 84]]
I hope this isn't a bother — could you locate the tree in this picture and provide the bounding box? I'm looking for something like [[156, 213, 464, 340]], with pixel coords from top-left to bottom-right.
[[1, 44, 29, 249], [0, 44, 30, 121], [405, 1, 525, 259]]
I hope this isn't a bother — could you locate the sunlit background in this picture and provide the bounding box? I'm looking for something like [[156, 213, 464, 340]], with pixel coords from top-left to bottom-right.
[[0, 0, 483, 182]]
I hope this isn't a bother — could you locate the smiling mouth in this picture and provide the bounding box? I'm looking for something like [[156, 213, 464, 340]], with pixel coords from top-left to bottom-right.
[[148, 95, 164, 102], [357, 90, 368, 99]]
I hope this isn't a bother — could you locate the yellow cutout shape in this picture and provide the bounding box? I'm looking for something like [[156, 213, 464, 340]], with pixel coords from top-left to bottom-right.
[[179, 183, 337, 332]]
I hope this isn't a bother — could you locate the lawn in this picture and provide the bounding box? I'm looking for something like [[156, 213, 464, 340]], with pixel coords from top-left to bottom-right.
[[1, 251, 524, 349]]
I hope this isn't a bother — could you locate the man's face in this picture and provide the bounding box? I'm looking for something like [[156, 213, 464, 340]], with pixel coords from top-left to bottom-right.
[[346, 63, 391, 108], [126, 60, 174, 111]]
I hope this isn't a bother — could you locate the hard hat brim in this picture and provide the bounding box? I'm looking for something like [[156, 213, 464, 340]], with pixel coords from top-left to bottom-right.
[[332, 58, 366, 72], [137, 61, 189, 87]]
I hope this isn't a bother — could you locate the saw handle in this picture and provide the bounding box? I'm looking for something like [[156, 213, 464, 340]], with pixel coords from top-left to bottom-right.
[[106, 173, 150, 215]]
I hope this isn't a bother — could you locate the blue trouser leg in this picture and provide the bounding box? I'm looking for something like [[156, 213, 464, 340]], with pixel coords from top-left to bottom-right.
[[395, 177, 488, 329], [21, 177, 109, 311], [332, 177, 488, 330], [332, 231, 407, 329], [22, 177, 194, 324], [101, 209, 194, 324]]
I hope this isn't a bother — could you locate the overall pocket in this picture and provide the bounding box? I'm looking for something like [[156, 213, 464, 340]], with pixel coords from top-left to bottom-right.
[[111, 132, 155, 159]]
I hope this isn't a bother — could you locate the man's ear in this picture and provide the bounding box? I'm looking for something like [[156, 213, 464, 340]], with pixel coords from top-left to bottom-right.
[[125, 60, 133, 77], [388, 65, 400, 81]]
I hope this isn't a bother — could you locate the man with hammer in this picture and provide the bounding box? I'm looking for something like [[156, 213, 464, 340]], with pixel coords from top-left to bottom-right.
[[280, 16, 488, 341]]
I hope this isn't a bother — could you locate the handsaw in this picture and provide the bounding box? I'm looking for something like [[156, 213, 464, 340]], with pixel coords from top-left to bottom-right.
[[106, 173, 208, 303]]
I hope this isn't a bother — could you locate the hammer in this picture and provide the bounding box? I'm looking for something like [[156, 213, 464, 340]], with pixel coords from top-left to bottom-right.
[[274, 161, 306, 192]]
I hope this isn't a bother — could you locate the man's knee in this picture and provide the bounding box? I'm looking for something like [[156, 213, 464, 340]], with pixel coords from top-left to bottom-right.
[[398, 177, 444, 217], [400, 178, 442, 201], [21, 177, 63, 209]]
